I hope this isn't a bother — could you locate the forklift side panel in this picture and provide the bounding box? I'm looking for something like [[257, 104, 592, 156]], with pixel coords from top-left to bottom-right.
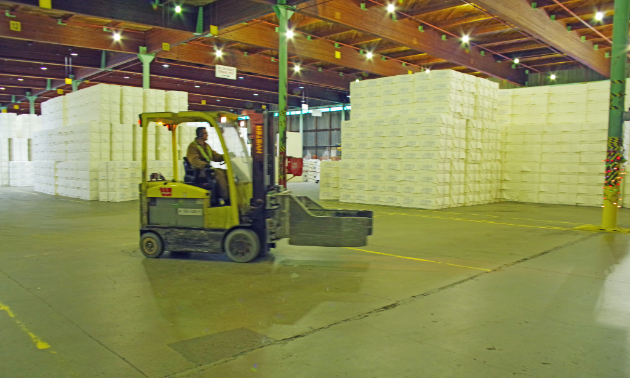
[[144, 227, 224, 253], [148, 198, 206, 228]]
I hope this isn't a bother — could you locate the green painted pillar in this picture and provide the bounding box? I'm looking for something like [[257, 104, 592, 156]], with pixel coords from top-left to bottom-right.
[[25, 92, 37, 114], [69, 74, 81, 91], [273, 0, 293, 188], [138, 47, 156, 89], [602, 0, 630, 230]]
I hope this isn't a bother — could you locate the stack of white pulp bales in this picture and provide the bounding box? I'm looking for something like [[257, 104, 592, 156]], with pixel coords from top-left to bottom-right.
[[1, 114, 41, 187], [338, 70, 500, 209], [301, 158, 321, 182], [319, 160, 340, 200], [498, 80, 628, 207], [32, 84, 189, 201]]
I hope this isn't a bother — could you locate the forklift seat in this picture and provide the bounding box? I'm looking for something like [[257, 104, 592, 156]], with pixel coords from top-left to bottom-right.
[[183, 157, 220, 206]]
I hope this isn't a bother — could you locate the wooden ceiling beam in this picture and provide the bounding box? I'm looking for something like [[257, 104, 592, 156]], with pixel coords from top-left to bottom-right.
[[471, 0, 609, 77], [215, 21, 418, 77], [159, 42, 356, 90], [398, 0, 467, 20], [294, 0, 525, 84]]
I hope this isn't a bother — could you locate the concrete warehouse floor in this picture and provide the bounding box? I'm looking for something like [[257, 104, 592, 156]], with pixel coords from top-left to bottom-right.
[[1, 183, 630, 378]]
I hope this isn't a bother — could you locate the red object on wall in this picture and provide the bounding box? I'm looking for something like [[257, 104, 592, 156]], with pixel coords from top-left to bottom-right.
[[287, 157, 303, 176]]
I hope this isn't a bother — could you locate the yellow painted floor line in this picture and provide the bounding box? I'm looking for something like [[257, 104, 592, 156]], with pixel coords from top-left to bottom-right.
[[346, 247, 492, 272], [0, 301, 52, 351], [13, 190, 38, 196], [376, 212, 574, 231], [511, 217, 584, 225]]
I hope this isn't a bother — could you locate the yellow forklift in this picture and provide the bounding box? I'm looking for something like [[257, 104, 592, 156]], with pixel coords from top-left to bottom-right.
[[138, 111, 373, 262]]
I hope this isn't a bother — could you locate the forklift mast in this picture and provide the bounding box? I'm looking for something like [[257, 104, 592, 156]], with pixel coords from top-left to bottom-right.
[[247, 108, 278, 253]]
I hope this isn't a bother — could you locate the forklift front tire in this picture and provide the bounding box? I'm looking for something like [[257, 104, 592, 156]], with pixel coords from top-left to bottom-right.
[[224, 228, 260, 263], [140, 232, 165, 259]]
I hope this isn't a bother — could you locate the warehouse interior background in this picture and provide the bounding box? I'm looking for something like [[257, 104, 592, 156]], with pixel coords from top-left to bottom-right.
[[2, 0, 630, 377]]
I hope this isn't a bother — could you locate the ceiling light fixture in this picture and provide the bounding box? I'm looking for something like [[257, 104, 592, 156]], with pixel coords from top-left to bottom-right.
[[387, 3, 395, 13], [294, 65, 301, 72], [287, 29, 294, 39], [366, 51, 373, 59], [113, 32, 121, 41], [70, 53, 78, 56], [595, 11, 604, 21], [163, 64, 169, 68], [514, 58, 520, 64], [175, 5, 182, 13], [550, 74, 556, 80], [17, 78, 23, 81], [253, 93, 259, 96], [425, 69, 431, 73], [195, 85, 200, 88], [0, 87, 5, 90], [462, 35, 470, 43], [124, 76, 130, 79], [215, 49, 223, 58], [41, 67, 47, 70]]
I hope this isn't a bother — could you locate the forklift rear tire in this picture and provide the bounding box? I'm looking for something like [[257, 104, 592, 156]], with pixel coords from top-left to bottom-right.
[[140, 232, 165, 259], [224, 228, 260, 263]]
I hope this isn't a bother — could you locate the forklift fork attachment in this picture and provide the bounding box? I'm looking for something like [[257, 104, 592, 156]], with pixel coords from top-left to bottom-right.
[[272, 193, 373, 247]]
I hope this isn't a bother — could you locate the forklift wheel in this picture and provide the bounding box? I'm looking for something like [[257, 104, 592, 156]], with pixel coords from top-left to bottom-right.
[[140, 232, 165, 259], [224, 228, 260, 263]]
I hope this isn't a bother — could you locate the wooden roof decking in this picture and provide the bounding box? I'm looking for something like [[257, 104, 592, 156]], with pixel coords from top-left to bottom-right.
[[0, 0, 620, 114]]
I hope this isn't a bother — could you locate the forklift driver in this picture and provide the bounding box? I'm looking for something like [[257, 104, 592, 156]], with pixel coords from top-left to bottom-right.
[[186, 127, 230, 203]]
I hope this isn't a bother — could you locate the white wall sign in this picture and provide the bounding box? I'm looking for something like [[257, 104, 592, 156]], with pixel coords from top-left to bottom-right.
[[216, 65, 237, 80]]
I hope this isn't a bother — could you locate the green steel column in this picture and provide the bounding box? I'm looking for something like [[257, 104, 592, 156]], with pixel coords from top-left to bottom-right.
[[138, 47, 156, 90], [25, 92, 37, 114], [602, 0, 630, 230], [273, 1, 293, 188], [69, 74, 80, 92]]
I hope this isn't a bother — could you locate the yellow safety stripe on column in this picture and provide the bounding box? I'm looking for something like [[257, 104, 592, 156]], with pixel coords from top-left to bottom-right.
[[612, 80, 625, 84], [605, 137, 624, 188]]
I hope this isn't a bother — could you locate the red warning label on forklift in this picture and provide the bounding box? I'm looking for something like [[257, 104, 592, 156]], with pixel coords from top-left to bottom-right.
[[160, 187, 172, 197]]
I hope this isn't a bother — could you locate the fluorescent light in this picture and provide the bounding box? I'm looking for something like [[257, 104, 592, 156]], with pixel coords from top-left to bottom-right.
[[238, 76, 244, 79], [294, 65, 301, 72], [0, 87, 4, 90], [195, 85, 200, 88], [425, 69, 430, 73], [217, 99, 221, 102], [41, 67, 47, 70], [299, 86, 304, 89], [215, 49, 223, 57], [366, 51, 373, 59], [387, 3, 395, 12], [163, 64, 169, 68], [17, 78, 23, 81], [287, 30, 294, 39], [70, 53, 78, 56], [175, 5, 182, 13], [220, 116, 227, 123], [253, 93, 258, 96], [595, 11, 604, 21], [550, 74, 556, 80], [462, 35, 470, 43], [113, 32, 121, 41], [514, 58, 520, 64], [124, 76, 130, 79]]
